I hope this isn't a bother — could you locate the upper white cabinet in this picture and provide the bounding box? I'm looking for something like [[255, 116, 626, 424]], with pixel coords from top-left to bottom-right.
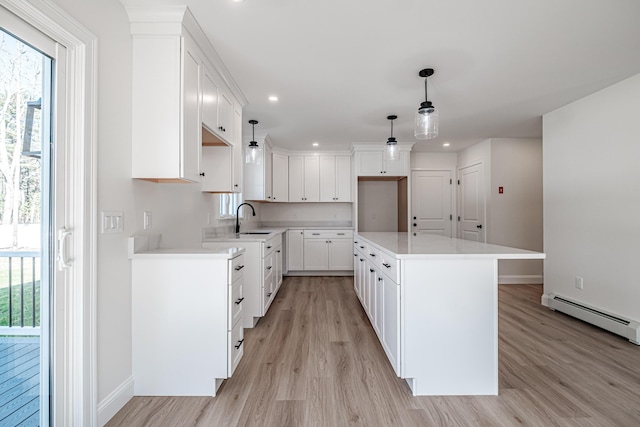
[[289, 156, 320, 202], [272, 153, 289, 202], [131, 31, 202, 183], [128, 6, 246, 184], [356, 150, 410, 177], [320, 155, 351, 202]]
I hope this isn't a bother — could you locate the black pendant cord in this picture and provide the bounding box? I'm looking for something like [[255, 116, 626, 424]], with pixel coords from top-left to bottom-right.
[[390, 118, 394, 138], [424, 77, 428, 103]]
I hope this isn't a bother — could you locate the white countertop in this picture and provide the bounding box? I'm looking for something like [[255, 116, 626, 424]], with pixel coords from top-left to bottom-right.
[[357, 232, 545, 260], [203, 228, 287, 243], [131, 247, 245, 259]]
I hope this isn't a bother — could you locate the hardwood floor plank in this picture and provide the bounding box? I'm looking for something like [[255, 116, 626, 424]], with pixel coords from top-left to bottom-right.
[[107, 280, 640, 427]]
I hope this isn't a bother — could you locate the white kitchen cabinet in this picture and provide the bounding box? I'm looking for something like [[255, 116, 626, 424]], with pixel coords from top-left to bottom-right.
[[320, 155, 351, 202], [356, 150, 410, 177], [203, 232, 283, 328], [202, 64, 233, 143], [131, 250, 245, 396], [244, 137, 273, 201], [131, 32, 202, 182], [272, 153, 289, 202], [381, 269, 400, 374], [287, 230, 304, 271], [289, 156, 320, 202], [201, 143, 232, 192], [302, 230, 354, 271]]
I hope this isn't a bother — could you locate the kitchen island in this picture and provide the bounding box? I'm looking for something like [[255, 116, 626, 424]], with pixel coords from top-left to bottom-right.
[[354, 232, 545, 396]]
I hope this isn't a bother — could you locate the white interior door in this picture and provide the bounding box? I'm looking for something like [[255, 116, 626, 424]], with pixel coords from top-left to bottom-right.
[[411, 170, 453, 237], [458, 163, 485, 242]]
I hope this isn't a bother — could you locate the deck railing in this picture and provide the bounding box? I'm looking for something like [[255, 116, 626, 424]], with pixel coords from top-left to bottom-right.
[[0, 250, 41, 335]]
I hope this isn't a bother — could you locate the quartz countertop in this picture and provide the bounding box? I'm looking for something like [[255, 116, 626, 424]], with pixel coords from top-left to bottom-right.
[[203, 228, 287, 242], [357, 232, 545, 260], [130, 247, 244, 259]]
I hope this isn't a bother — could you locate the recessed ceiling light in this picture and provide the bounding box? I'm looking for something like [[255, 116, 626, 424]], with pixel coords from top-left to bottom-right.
[[232, 0, 245, 3], [268, 95, 278, 102], [443, 143, 450, 147], [312, 142, 319, 147]]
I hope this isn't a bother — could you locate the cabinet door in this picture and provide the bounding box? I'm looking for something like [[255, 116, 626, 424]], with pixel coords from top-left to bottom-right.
[[272, 153, 289, 202], [335, 155, 351, 201], [384, 150, 410, 176], [201, 145, 232, 192], [202, 69, 219, 133], [181, 42, 201, 183], [231, 103, 243, 192], [287, 230, 304, 271], [303, 239, 328, 270], [328, 239, 354, 270], [357, 151, 384, 176], [319, 156, 336, 202], [218, 88, 234, 141], [304, 156, 320, 202], [264, 144, 273, 201], [382, 275, 400, 375], [275, 246, 283, 289], [288, 156, 305, 201], [375, 272, 384, 338]]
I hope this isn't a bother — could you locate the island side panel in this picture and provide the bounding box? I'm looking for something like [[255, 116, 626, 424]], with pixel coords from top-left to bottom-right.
[[402, 258, 499, 396]]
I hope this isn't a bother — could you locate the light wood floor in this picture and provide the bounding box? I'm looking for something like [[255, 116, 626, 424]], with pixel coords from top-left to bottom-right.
[[107, 277, 640, 426]]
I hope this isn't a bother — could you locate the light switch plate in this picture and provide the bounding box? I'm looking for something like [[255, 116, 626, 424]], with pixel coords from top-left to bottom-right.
[[101, 211, 124, 234], [143, 211, 152, 230]]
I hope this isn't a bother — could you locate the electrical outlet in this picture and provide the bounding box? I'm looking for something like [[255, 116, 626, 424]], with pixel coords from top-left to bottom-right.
[[575, 276, 584, 289], [143, 211, 152, 230]]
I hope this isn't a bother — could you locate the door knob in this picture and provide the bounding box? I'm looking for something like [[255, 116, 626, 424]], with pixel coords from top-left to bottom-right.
[[413, 216, 417, 220], [413, 223, 417, 227], [477, 224, 483, 229]]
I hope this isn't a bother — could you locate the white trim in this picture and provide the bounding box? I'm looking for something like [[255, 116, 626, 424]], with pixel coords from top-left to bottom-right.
[[97, 376, 134, 427], [498, 275, 543, 285], [0, 1, 98, 426]]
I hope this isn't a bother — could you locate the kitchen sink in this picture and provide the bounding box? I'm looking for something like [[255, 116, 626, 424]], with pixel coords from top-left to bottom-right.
[[240, 231, 272, 235]]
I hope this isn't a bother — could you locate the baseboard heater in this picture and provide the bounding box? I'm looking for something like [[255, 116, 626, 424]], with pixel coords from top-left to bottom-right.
[[547, 294, 640, 345]]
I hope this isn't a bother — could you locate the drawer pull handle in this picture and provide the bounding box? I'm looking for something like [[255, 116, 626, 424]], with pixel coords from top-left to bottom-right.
[[337, 233, 345, 236], [235, 265, 245, 271], [235, 297, 245, 305], [378, 277, 383, 281], [359, 258, 364, 262], [370, 253, 376, 257], [354, 254, 357, 257], [267, 245, 272, 249], [234, 339, 244, 349], [267, 266, 272, 270], [370, 269, 374, 273], [354, 240, 358, 243], [312, 233, 320, 235], [276, 250, 281, 253], [382, 263, 391, 268], [359, 245, 364, 249], [267, 292, 273, 297]]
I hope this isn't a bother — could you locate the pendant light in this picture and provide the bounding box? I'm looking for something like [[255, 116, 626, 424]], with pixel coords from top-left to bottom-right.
[[385, 115, 399, 161], [415, 68, 439, 139], [245, 119, 262, 165]]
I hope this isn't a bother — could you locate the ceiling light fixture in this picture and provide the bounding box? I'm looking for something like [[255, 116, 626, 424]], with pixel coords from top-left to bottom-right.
[[246, 119, 262, 165], [312, 142, 319, 147], [415, 68, 439, 140], [443, 143, 450, 147], [268, 95, 278, 102], [385, 115, 399, 161]]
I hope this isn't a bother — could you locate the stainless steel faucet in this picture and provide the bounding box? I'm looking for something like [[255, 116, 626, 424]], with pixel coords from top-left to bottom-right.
[[235, 202, 256, 234]]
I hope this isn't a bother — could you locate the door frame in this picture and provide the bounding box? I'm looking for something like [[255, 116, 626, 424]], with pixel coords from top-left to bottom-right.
[[1, 0, 98, 425]]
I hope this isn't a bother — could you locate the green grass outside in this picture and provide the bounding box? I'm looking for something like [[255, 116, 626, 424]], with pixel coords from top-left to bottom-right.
[[0, 280, 40, 327], [0, 257, 40, 287]]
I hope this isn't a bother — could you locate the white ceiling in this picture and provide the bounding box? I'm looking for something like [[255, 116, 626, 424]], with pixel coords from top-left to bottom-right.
[[119, 0, 640, 152]]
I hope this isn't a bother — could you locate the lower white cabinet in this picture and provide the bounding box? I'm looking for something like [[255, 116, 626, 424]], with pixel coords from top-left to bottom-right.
[[302, 230, 354, 270], [204, 233, 283, 328], [132, 250, 245, 396], [287, 229, 304, 271], [353, 238, 400, 375]]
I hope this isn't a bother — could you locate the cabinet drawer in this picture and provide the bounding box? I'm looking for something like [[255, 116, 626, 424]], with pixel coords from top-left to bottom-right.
[[229, 278, 243, 329], [367, 245, 381, 269], [379, 251, 400, 283], [229, 254, 245, 284], [304, 229, 353, 239], [355, 241, 367, 256], [228, 321, 244, 376], [263, 252, 274, 281], [263, 235, 281, 257]]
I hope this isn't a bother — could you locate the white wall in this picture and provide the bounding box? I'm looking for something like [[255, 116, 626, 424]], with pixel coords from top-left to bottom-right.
[[490, 138, 543, 279], [543, 73, 640, 321], [358, 181, 398, 231], [411, 152, 457, 170]]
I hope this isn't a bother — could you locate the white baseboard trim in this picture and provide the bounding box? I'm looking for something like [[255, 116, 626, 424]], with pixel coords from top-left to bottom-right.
[[97, 376, 134, 426], [498, 275, 543, 285]]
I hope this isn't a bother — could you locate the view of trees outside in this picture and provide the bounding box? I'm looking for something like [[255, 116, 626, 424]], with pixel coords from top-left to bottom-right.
[[0, 29, 44, 328]]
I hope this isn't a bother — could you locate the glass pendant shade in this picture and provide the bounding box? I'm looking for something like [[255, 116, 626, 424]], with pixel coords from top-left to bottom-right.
[[245, 141, 262, 165], [386, 140, 399, 161], [415, 106, 439, 140]]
